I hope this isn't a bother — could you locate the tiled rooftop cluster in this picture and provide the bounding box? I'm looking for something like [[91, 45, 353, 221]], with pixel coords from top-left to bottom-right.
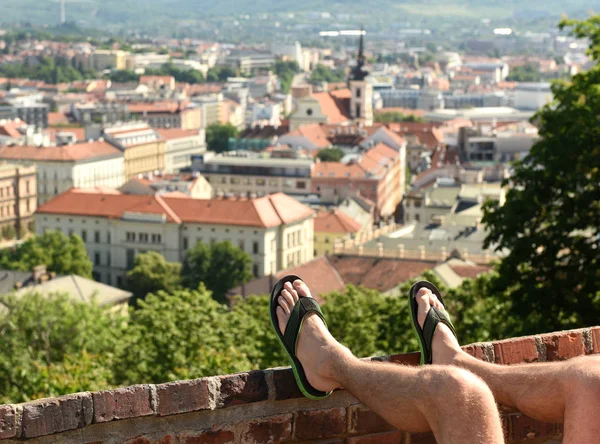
[[0, 327, 597, 443]]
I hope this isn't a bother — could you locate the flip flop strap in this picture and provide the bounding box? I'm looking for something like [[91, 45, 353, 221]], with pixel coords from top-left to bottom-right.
[[421, 306, 457, 364], [283, 298, 326, 354]]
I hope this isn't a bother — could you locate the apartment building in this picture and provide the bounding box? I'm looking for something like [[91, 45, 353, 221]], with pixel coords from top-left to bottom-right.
[[0, 163, 37, 237], [0, 141, 125, 204], [127, 102, 203, 130], [35, 189, 314, 285], [313, 209, 361, 257], [103, 123, 166, 180], [156, 128, 206, 173], [311, 142, 404, 221], [191, 151, 313, 197], [88, 50, 128, 71]]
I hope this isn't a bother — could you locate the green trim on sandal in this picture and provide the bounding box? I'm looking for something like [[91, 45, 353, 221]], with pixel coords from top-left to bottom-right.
[[269, 275, 332, 400], [409, 280, 457, 365]]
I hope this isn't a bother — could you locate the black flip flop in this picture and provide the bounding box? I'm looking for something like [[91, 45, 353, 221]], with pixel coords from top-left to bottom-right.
[[269, 275, 332, 400], [409, 280, 457, 365]]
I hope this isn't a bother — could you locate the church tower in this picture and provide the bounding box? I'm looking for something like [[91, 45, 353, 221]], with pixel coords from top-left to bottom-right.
[[349, 28, 373, 126]]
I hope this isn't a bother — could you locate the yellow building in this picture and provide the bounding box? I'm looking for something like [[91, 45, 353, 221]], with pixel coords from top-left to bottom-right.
[[313, 209, 362, 256], [88, 50, 128, 71]]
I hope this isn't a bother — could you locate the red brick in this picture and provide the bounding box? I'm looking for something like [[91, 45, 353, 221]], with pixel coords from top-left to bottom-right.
[[346, 431, 404, 444], [348, 404, 394, 434], [294, 407, 347, 440], [92, 385, 154, 423], [505, 413, 561, 441], [21, 392, 93, 438], [406, 432, 436, 443], [125, 435, 175, 444], [239, 414, 292, 443], [219, 371, 268, 407], [493, 337, 539, 365], [0, 405, 16, 439], [590, 327, 600, 354], [389, 352, 420, 366], [272, 368, 302, 401], [180, 428, 235, 444], [462, 343, 493, 362], [156, 378, 210, 416], [542, 332, 585, 361]]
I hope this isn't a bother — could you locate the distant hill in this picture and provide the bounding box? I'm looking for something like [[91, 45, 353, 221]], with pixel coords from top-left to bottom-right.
[[1, 0, 596, 37]]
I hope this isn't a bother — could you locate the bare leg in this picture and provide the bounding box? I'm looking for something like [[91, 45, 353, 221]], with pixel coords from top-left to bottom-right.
[[415, 286, 600, 444], [275, 280, 504, 444]]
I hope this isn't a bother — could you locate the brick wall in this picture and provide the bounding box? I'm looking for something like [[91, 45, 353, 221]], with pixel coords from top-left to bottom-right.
[[1, 327, 598, 443]]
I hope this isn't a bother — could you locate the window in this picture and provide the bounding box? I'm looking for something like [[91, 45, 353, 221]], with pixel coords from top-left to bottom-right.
[[107, 231, 111, 243], [256, 178, 266, 186], [230, 177, 240, 184], [81, 230, 87, 242], [139, 233, 149, 243], [107, 252, 111, 267], [92, 271, 100, 282], [306, 108, 313, 116], [253, 264, 259, 277], [183, 237, 189, 250], [356, 87, 361, 98], [414, 200, 422, 208], [355, 104, 361, 117], [325, 237, 330, 244], [268, 179, 278, 187], [296, 181, 306, 189], [94, 252, 101, 266], [238, 240, 245, 251], [415, 214, 420, 222], [253, 241, 259, 254], [117, 276, 123, 287], [271, 239, 276, 253], [26, 180, 30, 194], [126, 249, 135, 269], [26, 200, 30, 212], [94, 231, 100, 243], [151, 234, 162, 243], [126, 232, 135, 242]]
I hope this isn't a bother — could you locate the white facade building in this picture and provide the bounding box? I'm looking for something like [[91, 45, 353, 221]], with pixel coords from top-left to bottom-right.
[[157, 128, 207, 173], [35, 190, 315, 285]]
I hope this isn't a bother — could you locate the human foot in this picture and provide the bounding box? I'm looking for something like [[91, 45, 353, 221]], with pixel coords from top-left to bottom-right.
[[415, 287, 461, 365], [275, 280, 346, 392]]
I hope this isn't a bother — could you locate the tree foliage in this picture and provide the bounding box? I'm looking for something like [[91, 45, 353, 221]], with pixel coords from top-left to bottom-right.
[[0, 57, 96, 84], [145, 62, 205, 84], [375, 112, 425, 123], [310, 64, 346, 83], [206, 66, 238, 82], [316, 147, 345, 162], [482, 16, 600, 335], [108, 69, 140, 83], [0, 231, 93, 278], [506, 63, 542, 82], [181, 240, 253, 303], [126, 251, 182, 305], [274, 60, 300, 93], [206, 122, 238, 153]]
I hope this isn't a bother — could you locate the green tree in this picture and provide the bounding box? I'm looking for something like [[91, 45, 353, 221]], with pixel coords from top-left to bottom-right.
[[126, 251, 182, 305], [506, 63, 542, 82], [206, 66, 238, 82], [114, 287, 251, 385], [317, 147, 345, 162], [181, 240, 252, 303], [375, 112, 425, 123], [310, 64, 346, 83], [0, 292, 122, 403], [483, 16, 600, 335], [0, 231, 93, 278], [108, 69, 140, 82], [205, 122, 238, 153], [274, 59, 300, 93]]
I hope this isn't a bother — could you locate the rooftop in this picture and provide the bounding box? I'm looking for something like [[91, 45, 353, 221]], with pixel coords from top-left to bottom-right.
[[314, 210, 363, 234], [0, 141, 121, 162], [36, 189, 314, 229], [1, 327, 596, 442]]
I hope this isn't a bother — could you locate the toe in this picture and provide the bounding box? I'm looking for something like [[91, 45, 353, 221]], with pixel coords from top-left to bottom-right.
[[279, 295, 291, 315], [276, 306, 287, 334], [281, 289, 295, 309], [293, 279, 312, 298], [416, 288, 432, 330], [430, 293, 442, 310]]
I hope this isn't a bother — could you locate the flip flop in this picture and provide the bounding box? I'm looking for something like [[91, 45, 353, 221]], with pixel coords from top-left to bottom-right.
[[269, 275, 332, 400], [409, 280, 457, 365]]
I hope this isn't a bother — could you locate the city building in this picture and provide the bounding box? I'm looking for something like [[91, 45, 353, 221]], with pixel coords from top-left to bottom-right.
[[102, 123, 166, 180], [311, 142, 404, 221], [119, 173, 212, 199], [35, 189, 315, 285], [156, 128, 207, 173], [0, 142, 123, 204], [191, 150, 313, 197], [127, 101, 202, 130], [229, 124, 289, 152], [14, 104, 49, 128], [88, 50, 128, 71], [513, 82, 553, 110], [0, 163, 37, 237], [313, 209, 362, 256], [218, 51, 276, 75], [191, 94, 223, 128]]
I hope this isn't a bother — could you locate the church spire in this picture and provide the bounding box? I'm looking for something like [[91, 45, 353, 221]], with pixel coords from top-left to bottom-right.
[[349, 27, 368, 82]]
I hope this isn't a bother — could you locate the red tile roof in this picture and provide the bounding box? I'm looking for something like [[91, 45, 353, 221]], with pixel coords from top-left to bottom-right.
[[314, 210, 362, 233], [48, 112, 70, 126], [287, 124, 331, 149], [37, 190, 314, 229], [156, 128, 202, 140], [312, 90, 351, 124], [0, 120, 26, 138], [449, 264, 492, 279], [312, 161, 366, 179], [328, 255, 437, 292], [45, 127, 86, 143], [0, 141, 120, 162]]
